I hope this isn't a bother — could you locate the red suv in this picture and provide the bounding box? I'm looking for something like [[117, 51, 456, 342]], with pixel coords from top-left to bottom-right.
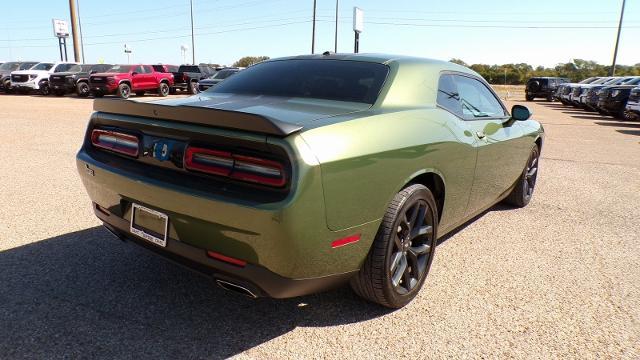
[[89, 64, 174, 98]]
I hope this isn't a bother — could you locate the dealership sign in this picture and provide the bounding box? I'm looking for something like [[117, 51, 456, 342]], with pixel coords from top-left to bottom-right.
[[353, 7, 364, 33], [52, 19, 69, 38]]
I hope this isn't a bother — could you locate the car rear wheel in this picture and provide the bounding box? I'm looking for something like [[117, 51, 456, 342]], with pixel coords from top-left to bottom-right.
[[117, 83, 131, 98], [504, 145, 540, 208], [76, 82, 90, 97], [350, 184, 438, 308], [189, 81, 199, 94], [158, 82, 170, 97]]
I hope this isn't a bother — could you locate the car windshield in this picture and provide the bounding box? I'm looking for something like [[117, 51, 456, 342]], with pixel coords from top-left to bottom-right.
[[18, 62, 38, 70], [0, 62, 20, 71], [207, 59, 389, 104], [31, 63, 54, 71], [579, 77, 598, 84], [106, 65, 132, 73], [212, 69, 237, 79]]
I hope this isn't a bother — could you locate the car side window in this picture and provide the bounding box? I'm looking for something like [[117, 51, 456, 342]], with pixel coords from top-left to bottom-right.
[[54, 64, 72, 72], [454, 75, 506, 119], [143, 65, 153, 73], [134, 65, 144, 74], [436, 74, 462, 117]]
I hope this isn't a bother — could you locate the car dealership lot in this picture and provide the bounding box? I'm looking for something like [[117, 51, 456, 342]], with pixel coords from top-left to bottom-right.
[[0, 95, 638, 358]]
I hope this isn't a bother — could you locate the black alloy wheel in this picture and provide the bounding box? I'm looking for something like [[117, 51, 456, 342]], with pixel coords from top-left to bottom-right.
[[389, 198, 435, 295], [504, 145, 540, 207], [351, 184, 438, 308], [39, 82, 50, 96], [76, 82, 90, 97]]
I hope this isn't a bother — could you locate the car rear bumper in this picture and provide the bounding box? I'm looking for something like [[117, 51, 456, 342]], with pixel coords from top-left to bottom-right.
[[97, 208, 356, 298]]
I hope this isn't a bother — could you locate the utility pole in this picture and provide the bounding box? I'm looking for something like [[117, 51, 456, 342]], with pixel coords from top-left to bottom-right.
[[190, 0, 195, 65], [610, 0, 626, 76], [76, 0, 85, 63], [311, 0, 317, 54], [68, 0, 80, 62], [334, 0, 339, 53]]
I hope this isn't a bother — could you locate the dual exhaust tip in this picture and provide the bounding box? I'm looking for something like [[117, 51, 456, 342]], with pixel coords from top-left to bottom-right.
[[215, 279, 258, 299], [103, 224, 259, 299]]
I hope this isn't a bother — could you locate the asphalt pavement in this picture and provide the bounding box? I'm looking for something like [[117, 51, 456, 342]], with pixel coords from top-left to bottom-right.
[[0, 94, 638, 359]]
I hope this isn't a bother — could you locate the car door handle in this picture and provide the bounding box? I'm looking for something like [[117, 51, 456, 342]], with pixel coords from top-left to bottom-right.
[[476, 131, 486, 139]]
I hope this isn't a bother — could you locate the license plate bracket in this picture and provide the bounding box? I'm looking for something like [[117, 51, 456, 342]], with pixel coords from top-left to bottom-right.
[[130, 203, 168, 247]]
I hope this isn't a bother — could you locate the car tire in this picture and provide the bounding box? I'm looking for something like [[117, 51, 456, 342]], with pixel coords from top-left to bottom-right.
[[189, 81, 199, 94], [504, 145, 540, 208], [546, 94, 554, 102], [350, 184, 438, 309], [3, 79, 12, 94], [525, 95, 534, 101], [76, 82, 90, 97], [158, 82, 169, 97], [39, 82, 50, 96], [117, 83, 131, 99]]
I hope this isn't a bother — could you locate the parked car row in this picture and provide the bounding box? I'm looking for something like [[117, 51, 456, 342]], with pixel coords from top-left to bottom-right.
[[547, 75, 640, 121], [0, 61, 241, 99]]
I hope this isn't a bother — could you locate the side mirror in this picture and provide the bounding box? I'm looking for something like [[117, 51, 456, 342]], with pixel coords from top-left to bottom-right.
[[131, 72, 138, 76], [511, 105, 532, 121]]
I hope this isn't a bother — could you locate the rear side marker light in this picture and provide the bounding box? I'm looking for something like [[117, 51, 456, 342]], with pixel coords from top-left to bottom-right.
[[207, 251, 247, 267], [91, 129, 139, 157], [184, 146, 286, 187], [331, 234, 361, 248]]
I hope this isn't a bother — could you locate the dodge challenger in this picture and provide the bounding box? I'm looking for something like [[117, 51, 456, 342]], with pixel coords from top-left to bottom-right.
[[77, 53, 543, 308]]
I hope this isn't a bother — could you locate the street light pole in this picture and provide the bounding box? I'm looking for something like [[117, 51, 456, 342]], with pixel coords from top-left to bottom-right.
[[334, 0, 338, 53], [610, 0, 626, 76], [311, 0, 316, 54], [190, 0, 195, 65], [76, 0, 85, 63]]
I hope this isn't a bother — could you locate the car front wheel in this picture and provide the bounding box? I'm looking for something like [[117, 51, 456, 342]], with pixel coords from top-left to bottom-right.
[[351, 184, 438, 308], [76, 82, 90, 97]]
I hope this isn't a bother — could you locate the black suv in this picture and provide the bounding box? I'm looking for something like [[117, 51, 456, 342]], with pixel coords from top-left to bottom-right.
[[526, 77, 570, 101], [49, 63, 113, 97]]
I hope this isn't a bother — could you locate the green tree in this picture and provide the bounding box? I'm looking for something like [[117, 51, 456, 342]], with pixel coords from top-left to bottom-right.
[[233, 56, 270, 68], [449, 58, 468, 67]]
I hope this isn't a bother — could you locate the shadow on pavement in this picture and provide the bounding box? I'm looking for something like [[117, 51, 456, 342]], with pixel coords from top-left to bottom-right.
[[0, 227, 391, 359], [595, 121, 640, 128], [617, 129, 640, 136]]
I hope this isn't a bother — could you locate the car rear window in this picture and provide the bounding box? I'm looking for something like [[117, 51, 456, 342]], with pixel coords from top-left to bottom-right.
[[207, 59, 389, 104], [178, 65, 200, 72]]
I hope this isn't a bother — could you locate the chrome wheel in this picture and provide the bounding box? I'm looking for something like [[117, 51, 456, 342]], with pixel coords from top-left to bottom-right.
[[389, 199, 434, 295]]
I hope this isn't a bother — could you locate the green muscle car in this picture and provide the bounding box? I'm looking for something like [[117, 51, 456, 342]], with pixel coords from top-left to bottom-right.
[[77, 53, 543, 308]]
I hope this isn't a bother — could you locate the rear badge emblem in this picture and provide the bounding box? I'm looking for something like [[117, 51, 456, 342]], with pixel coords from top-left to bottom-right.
[[152, 140, 173, 161]]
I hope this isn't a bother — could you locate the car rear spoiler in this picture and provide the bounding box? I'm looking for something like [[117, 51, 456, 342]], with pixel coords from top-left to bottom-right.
[[93, 98, 303, 137]]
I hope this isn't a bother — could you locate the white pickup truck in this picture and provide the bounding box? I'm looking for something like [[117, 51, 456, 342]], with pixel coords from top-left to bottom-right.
[[10, 62, 77, 95]]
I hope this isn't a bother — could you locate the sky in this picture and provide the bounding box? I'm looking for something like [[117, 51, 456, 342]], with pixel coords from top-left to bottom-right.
[[1, 0, 638, 68]]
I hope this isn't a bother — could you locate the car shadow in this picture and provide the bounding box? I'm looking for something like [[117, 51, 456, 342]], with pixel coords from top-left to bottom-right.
[[0, 227, 391, 358], [595, 121, 640, 128], [617, 129, 640, 136]]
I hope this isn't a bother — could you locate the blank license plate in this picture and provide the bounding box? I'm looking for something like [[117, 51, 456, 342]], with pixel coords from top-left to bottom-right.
[[130, 203, 168, 247]]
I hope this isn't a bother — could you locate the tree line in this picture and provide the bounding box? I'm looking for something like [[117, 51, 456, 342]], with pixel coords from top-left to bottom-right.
[[449, 59, 640, 85]]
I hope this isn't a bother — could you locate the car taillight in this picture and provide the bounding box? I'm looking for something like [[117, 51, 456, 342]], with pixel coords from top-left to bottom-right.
[[184, 146, 286, 187], [91, 129, 139, 157]]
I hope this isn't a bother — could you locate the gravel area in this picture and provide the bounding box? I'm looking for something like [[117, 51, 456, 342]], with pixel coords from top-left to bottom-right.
[[0, 94, 638, 359]]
